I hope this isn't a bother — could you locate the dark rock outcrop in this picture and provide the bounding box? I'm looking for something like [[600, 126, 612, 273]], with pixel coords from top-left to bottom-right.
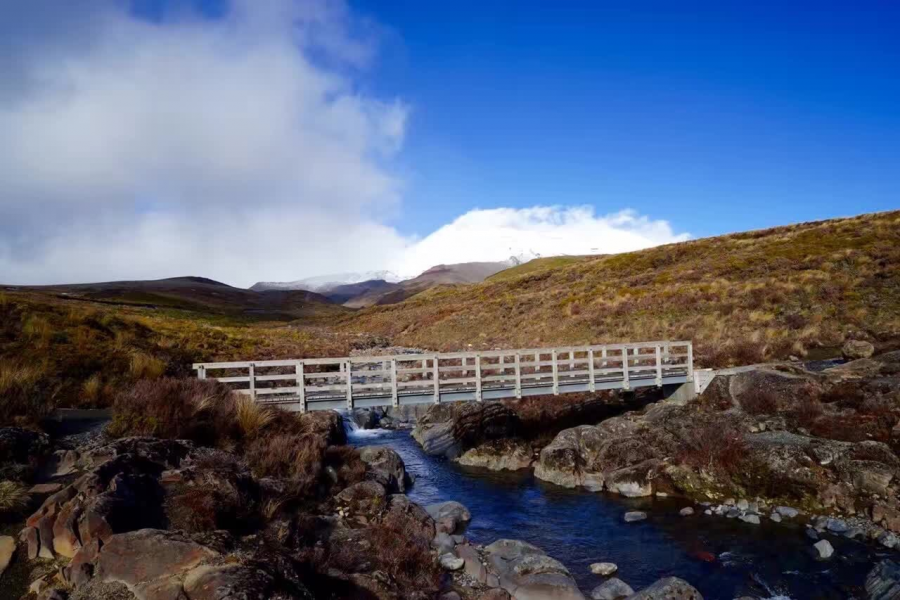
[[413, 402, 518, 458], [358, 445, 409, 493]]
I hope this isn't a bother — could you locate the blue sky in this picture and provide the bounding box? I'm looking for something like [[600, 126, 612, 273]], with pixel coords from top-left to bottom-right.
[[1, 1, 898, 285], [352, 1, 900, 238]]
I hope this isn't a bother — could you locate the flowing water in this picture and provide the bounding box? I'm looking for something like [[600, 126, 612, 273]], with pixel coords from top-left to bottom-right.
[[345, 422, 889, 599]]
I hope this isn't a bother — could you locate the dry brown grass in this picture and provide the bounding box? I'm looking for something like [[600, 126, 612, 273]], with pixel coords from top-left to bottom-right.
[[234, 396, 276, 438], [676, 418, 748, 477], [341, 210, 900, 367]]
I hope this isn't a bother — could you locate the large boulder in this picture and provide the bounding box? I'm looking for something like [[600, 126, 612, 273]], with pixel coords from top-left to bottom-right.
[[483, 539, 584, 600], [358, 446, 409, 493], [425, 501, 471, 535], [628, 577, 702, 599], [843, 340, 875, 360], [458, 439, 536, 471], [413, 402, 518, 458]]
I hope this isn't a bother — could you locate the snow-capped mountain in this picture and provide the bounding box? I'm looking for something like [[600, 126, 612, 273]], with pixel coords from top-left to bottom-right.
[[250, 271, 404, 293]]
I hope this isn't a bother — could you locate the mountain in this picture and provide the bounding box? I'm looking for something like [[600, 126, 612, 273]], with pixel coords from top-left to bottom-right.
[[250, 271, 402, 293], [253, 261, 515, 308], [10, 276, 346, 321], [342, 211, 900, 367]]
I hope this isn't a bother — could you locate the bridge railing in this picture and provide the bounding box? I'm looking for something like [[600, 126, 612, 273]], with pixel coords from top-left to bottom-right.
[[193, 340, 692, 412]]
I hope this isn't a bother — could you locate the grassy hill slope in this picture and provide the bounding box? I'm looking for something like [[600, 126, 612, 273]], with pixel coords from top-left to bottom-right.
[[341, 211, 900, 366]]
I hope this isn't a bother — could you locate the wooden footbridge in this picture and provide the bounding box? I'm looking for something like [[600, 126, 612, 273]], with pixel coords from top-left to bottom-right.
[[194, 341, 694, 412]]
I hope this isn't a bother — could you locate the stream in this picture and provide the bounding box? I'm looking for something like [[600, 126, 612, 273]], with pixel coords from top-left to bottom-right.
[[347, 425, 888, 600]]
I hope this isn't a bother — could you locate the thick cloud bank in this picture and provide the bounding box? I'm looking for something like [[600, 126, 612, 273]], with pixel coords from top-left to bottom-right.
[[0, 1, 687, 287]]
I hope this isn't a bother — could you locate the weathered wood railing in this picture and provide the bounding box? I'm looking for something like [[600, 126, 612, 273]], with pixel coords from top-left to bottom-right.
[[194, 341, 693, 412]]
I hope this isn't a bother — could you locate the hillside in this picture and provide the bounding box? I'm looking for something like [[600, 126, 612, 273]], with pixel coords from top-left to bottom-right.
[[341, 211, 900, 366], [6, 276, 346, 321]]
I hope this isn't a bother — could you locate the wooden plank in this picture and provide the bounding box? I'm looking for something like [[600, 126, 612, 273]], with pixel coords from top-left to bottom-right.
[[514, 352, 522, 399]]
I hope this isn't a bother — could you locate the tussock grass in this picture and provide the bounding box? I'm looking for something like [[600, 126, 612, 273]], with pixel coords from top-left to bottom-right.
[[235, 396, 275, 438], [0, 480, 30, 514], [342, 211, 900, 367]]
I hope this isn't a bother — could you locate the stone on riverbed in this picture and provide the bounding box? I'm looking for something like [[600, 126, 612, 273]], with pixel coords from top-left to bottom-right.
[[589, 562, 617, 576], [590, 577, 634, 599], [866, 560, 900, 600], [623, 511, 647, 523], [425, 501, 472, 535], [440, 553, 465, 571], [739, 514, 760, 525], [0, 536, 15, 578], [679, 507, 694, 517], [775, 506, 799, 518], [483, 539, 585, 600], [813, 539, 834, 559]]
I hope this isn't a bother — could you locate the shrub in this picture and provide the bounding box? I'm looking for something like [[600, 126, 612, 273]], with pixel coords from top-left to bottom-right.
[[81, 373, 103, 404], [245, 433, 327, 489], [366, 510, 442, 592], [129, 351, 166, 380], [0, 360, 53, 425], [108, 377, 237, 446], [677, 418, 747, 476], [0, 480, 30, 514], [739, 389, 780, 415], [235, 396, 275, 439]]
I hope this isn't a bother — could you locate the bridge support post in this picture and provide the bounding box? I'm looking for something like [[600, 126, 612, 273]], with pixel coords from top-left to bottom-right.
[[197, 366, 206, 380], [662, 382, 696, 405]]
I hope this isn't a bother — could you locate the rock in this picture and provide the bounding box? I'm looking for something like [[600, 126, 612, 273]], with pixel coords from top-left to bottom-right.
[[482, 539, 584, 600], [628, 577, 702, 599], [0, 427, 50, 480], [0, 536, 15, 577], [873, 504, 900, 533], [739, 514, 760, 525], [412, 402, 518, 458], [477, 590, 511, 600], [52, 501, 83, 558], [432, 532, 455, 555], [775, 506, 798, 518], [440, 593, 462, 600], [589, 562, 618, 576], [458, 439, 535, 471], [387, 495, 435, 540], [590, 577, 634, 600], [878, 531, 899, 549], [350, 409, 379, 430], [183, 564, 276, 600], [623, 511, 647, 523], [25, 525, 39, 559], [843, 340, 875, 360], [806, 528, 819, 541], [37, 514, 56, 559], [456, 544, 488, 584], [866, 560, 900, 600], [736, 499, 749, 511], [334, 481, 387, 515], [825, 518, 849, 533], [440, 553, 465, 571], [679, 507, 694, 517], [95, 529, 218, 588], [29, 576, 47, 595], [358, 446, 409, 493], [813, 539, 834, 559], [37, 588, 67, 600], [29, 483, 63, 495], [425, 501, 471, 535], [770, 513, 782, 523]]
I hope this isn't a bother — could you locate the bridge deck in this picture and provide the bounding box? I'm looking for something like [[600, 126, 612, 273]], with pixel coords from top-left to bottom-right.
[[194, 341, 693, 412]]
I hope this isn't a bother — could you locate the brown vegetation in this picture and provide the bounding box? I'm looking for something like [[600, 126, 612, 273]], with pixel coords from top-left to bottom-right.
[[341, 210, 900, 367]]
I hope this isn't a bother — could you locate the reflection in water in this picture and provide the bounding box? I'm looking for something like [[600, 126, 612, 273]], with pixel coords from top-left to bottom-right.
[[351, 428, 881, 600]]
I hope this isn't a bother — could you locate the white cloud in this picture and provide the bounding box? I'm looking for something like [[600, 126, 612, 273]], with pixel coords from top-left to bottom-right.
[[392, 207, 690, 277], [0, 1, 688, 289]]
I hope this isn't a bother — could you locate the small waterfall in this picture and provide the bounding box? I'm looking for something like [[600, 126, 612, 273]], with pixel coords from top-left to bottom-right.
[[339, 409, 386, 440]]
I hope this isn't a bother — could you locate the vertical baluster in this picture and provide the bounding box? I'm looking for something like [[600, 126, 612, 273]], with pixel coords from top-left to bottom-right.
[[514, 352, 522, 399], [248, 363, 256, 400], [475, 354, 483, 401], [345, 360, 353, 410], [655, 345, 662, 386], [391, 359, 399, 407], [296, 361, 306, 413], [622, 347, 630, 391], [433, 357, 440, 403], [551, 349, 559, 395], [588, 348, 595, 392], [687, 342, 694, 382]]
